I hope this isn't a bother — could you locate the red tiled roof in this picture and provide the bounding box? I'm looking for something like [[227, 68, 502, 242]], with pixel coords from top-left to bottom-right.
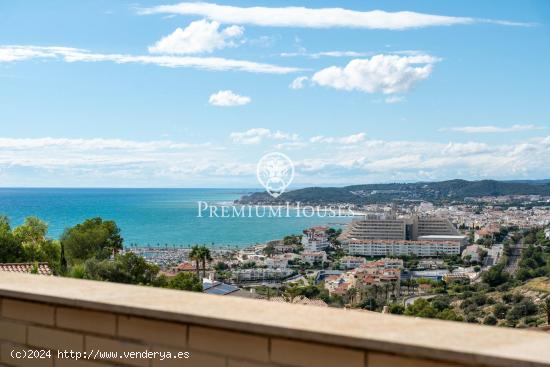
[[177, 262, 197, 271], [0, 263, 52, 276]]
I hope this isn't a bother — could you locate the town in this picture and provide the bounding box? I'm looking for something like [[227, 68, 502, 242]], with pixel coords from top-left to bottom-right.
[[118, 199, 550, 327]]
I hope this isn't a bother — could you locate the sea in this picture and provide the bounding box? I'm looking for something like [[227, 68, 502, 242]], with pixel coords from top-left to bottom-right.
[[0, 188, 351, 248]]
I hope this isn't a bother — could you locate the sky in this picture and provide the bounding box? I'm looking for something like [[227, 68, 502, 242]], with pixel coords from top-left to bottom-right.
[[0, 0, 549, 188]]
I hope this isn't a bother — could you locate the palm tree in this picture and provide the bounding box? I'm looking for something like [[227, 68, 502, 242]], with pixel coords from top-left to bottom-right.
[[390, 281, 397, 298], [346, 287, 358, 305], [263, 243, 276, 258], [189, 245, 201, 279], [199, 245, 212, 279], [375, 283, 382, 301], [283, 283, 301, 302], [383, 283, 392, 302]]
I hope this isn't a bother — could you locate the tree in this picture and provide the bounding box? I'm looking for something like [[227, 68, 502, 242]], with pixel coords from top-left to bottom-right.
[[431, 296, 452, 312], [0, 216, 23, 263], [383, 282, 392, 302], [283, 235, 301, 246], [388, 303, 405, 315], [345, 287, 358, 305], [13, 217, 48, 245], [493, 303, 508, 319], [263, 243, 276, 258], [199, 246, 212, 278], [62, 218, 123, 264], [482, 263, 509, 287], [82, 253, 159, 285], [541, 297, 550, 325], [437, 309, 462, 321], [283, 282, 302, 302], [189, 245, 202, 279], [167, 272, 203, 292], [214, 261, 229, 271], [1, 216, 60, 271], [405, 299, 438, 318], [483, 315, 498, 325]]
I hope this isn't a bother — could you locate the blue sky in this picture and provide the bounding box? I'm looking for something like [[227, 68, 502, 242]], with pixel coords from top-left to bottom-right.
[[1, 1, 549, 187]]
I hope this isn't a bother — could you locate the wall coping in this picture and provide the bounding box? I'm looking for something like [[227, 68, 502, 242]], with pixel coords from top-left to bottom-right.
[[1, 272, 550, 367]]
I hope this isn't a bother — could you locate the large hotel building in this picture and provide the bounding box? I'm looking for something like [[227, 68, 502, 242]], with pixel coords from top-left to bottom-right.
[[340, 215, 467, 257]]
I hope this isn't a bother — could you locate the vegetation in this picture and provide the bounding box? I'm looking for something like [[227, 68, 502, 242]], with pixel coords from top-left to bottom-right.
[[3, 213, 550, 328], [0, 215, 61, 273], [403, 297, 463, 321], [61, 217, 123, 264], [189, 245, 212, 278], [1, 214, 203, 293], [238, 179, 550, 205]]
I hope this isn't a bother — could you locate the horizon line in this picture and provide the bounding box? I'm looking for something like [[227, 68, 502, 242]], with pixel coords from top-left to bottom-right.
[[1, 178, 549, 190]]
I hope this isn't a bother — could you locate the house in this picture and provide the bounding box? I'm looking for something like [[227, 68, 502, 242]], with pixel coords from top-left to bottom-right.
[[231, 268, 294, 282], [264, 254, 289, 269], [362, 258, 403, 270], [301, 251, 327, 265], [324, 258, 402, 296], [0, 263, 52, 276], [175, 261, 197, 272], [302, 226, 330, 251], [461, 244, 486, 263], [266, 239, 297, 254], [474, 224, 501, 241], [340, 256, 366, 269]]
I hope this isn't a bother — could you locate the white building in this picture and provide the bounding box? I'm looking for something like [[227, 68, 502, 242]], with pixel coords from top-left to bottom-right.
[[231, 268, 294, 282], [344, 239, 461, 257], [264, 255, 289, 269], [417, 235, 468, 248], [301, 251, 327, 265], [461, 244, 485, 263], [545, 227, 550, 239], [302, 226, 330, 251], [340, 256, 366, 269]]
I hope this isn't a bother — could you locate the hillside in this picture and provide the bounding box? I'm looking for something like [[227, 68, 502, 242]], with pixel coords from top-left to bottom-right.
[[237, 179, 550, 205]]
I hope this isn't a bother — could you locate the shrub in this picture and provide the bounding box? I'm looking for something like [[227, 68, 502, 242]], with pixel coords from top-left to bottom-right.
[[483, 315, 498, 325], [166, 272, 203, 292], [493, 303, 508, 319], [388, 303, 405, 315]]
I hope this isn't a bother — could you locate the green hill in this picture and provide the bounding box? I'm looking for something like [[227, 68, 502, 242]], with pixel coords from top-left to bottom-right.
[[237, 179, 550, 205]]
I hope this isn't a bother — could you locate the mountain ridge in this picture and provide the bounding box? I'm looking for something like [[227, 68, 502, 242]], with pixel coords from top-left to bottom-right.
[[237, 179, 550, 205]]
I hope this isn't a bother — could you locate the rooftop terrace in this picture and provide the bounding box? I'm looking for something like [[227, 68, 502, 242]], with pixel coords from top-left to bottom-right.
[[1, 271, 550, 367]]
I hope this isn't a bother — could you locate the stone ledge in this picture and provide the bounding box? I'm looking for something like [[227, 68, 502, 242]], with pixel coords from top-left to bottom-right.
[[1, 272, 550, 367]]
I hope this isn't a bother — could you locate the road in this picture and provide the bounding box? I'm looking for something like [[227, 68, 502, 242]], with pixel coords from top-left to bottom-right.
[[505, 242, 523, 274]]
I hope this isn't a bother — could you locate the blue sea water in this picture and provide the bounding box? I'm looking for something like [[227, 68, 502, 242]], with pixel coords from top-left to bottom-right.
[[0, 188, 350, 247]]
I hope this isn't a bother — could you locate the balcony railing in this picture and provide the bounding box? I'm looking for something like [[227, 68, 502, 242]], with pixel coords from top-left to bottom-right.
[[1, 271, 550, 367]]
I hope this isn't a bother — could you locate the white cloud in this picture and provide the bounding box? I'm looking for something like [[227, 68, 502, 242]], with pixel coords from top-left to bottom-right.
[[0, 137, 211, 151], [310, 133, 366, 145], [311, 54, 439, 94], [230, 128, 298, 144], [0, 46, 81, 62], [149, 19, 244, 55], [340, 133, 366, 144], [209, 90, 251, 106], [0, 45, 300, 74], [1, 135, 550, 186], [289, 76, 308, 90], [385, 95, 405, 104], [446, 124, 544, 133], [139, 3, 532, 29], [281, 50, 370, 58]]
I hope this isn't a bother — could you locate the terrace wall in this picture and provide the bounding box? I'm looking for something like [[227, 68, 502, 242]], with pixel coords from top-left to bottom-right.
[[1, 272, 549, 367]]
